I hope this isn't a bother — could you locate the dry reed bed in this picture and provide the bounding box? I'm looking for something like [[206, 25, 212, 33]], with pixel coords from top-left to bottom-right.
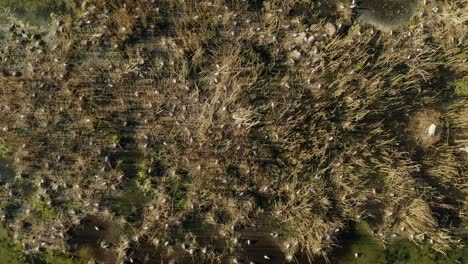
[[0, 0, 466, 262]]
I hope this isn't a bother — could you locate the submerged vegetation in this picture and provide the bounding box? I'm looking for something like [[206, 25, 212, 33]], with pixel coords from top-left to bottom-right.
[[334, 222, 467, 264], [0, 0, 466, 263]]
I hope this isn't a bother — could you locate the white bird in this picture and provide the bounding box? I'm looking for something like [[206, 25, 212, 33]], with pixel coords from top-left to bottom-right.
[[458, 147, 468, 153], [427, 124, 437, 137]]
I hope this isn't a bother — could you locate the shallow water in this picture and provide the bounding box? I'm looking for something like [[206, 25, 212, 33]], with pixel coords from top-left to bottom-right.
[[68, 215, 120, 263], [357, 0, 419, 31]]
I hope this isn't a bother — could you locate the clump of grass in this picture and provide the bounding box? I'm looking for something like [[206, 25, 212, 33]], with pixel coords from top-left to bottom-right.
[[0, 0, 466, 263], [407, 109, 443, 149]]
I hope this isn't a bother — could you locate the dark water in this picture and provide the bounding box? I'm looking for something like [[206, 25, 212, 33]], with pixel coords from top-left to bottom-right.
[[68, 215, 119, 263], [0, 158, 14, 182]]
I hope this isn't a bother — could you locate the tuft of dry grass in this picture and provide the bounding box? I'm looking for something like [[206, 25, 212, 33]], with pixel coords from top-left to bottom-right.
[[0, 0, 466, 262]]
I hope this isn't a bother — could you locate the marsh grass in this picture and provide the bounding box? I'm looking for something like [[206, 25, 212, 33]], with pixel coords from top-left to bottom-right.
[[0, 0, 466, 262]]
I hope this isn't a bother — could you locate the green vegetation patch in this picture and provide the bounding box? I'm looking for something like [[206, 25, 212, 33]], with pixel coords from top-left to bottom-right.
[[0, 224, 25, 263], [334, 222, 468, 264], [0, 144, 10, 157], [107, 133, 121, 144], [385, 238, 467, 264], [34, 250, 87, 264], [135, 159, 153, 193], [0, 0, 69, 24], [454, 79, 468, 96], [0, 224, 89, 264], [135, 157, 168, 193], [33, 200, 59, 219], [108, 184, 147, 223], [166, 174, 191, 212]]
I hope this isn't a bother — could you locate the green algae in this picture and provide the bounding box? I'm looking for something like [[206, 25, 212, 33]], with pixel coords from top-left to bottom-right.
[[33, 200, 59, 220]]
